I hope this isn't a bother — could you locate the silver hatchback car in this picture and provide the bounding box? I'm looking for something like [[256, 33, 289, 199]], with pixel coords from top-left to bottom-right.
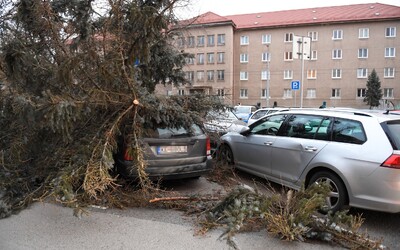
[[218, 109, 400, 213]]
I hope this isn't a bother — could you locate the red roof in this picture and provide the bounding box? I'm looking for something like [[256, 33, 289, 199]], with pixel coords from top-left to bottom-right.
[[184, 3, 400, 29], [179, 11, 233, 27]]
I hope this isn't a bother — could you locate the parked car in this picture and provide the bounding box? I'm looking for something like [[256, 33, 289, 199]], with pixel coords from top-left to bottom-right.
[[218, 109, 400, 213], [204, 109, 247, 134], [114, 124, 212, 180], [233, 105, 257, 123], [247, 107, 289, 125], [204, 110, 247, 155]]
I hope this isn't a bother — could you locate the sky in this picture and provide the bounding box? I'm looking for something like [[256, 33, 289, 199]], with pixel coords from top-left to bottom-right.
[[175, 0, 400, 19]]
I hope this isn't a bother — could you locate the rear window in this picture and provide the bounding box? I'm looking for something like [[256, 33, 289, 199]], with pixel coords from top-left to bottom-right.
[[332, 118, 366, 144], [143, 124, 204, 139], [384, 120, 400, 150]]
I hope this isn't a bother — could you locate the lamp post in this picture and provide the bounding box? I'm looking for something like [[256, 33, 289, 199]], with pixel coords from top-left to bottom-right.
[[266, 45, 270, 108]]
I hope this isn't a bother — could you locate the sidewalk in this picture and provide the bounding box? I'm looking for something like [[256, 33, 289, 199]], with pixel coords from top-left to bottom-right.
[[0, 202, 341, 250]]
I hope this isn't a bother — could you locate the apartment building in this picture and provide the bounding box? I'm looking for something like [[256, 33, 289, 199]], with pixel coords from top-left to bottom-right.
[[168, 3, 400, 109]]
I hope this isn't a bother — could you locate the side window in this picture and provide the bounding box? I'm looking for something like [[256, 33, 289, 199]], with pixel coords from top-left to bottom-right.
[[252, 110, 269, 120], [332, 119, 366, 144], [282, 115, 330, 140], [251, 114, 287, 135]]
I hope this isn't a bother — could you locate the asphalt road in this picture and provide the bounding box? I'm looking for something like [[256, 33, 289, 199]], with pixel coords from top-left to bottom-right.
[[0, 175, 397, 250]]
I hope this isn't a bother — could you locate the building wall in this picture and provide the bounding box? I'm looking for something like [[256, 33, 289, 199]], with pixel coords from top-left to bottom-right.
[[173, 18, 399, 109], [233, 20, 399, 108], [172, 23, 235, 105]]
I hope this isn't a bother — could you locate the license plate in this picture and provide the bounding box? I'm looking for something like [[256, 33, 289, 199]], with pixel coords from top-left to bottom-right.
[[157, 146, 187, 155]]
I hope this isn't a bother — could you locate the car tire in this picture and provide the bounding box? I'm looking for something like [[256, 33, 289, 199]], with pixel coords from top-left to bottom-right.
[[308, 171, 348, 213], [218, 144, 234, 165]]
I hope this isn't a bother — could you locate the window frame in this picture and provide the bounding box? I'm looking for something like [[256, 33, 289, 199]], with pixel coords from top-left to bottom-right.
[[240, 89, 248, 99], [262, 34, 271, 44], [357, 68, 368, 78], [240, 53, 249, 63], [384, 67, 395, 78], [332, 69, 342, 79], [358, 48, 368, 58], [240, 71, 248, 80], [240, 35, 249, 45], [217, 34, 225, 45], [385, 47, 395, 58], [385, 27, 396, 37], [332, 49, 342, 59], [332, 29, 343, 40], [359, 28, 369, 39]]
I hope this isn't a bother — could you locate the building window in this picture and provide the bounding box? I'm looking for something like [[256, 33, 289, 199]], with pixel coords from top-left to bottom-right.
[[385, 27, 396, 37], [262, 52, 271, 62], [331, 88, 341, 98], [261, 70, 270, 80], [384, 67, 395, 78], [177, 37, 184, 48], [217, 52, 225, 63], [197, 71, 204, 81], [357, 68, 368, 78], [262, 34, 271, 44], [178, 89, 185, 95], [240, 89, 248, 98], [185, 71, 194, 82], [359, 28, 369, 39], [306, 88, 316, 98], [207, 70, 214, 81], [217, 34, 225, 45], [358, 48, 368, 58], [332, 29, 343, 40], [207, 53, 215, 64], [197, 35, 205, 46], [207, 35, 215, 47], [332, 69, 342, 79], [197, 53, 204, 64], [240, 35, 249, 45], [217, 89, 225, 97], [310, 50, 317, 60], [283, 89, 292, 98], [332, 49, 342, 59], [217, 70, 225, 81], [384, 88, 394, 98], [187, 36, 195, 47], [240, 53, 248, 63], [284, 33, 293, 42], [284, 70, 293, 79], [307, 69, 317, 79], [357, 88, 366, 98], [284, 51, 293, 60], [240, 71, 248, 80], [308, 31, 318, 41], [186, 57, 194, 65], [261, 89, 267, 98], [385, 47, 395, 57]]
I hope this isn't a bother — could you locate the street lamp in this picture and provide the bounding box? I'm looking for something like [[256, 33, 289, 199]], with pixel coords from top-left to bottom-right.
[[266, 45, 270, 108]]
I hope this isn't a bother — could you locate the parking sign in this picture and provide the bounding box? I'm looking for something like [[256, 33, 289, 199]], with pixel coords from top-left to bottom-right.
[[291, 80, 300, 90]]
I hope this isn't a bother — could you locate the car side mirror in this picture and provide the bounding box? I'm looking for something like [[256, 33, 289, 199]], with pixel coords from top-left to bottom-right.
[[239, 126, 251, 136]]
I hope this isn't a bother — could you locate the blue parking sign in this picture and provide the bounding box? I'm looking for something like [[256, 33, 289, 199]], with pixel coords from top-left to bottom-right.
[[291, 80, 300, 90]]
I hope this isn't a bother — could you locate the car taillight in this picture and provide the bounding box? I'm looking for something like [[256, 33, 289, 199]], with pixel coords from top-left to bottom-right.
[[381, 154, 400, 169], [206, 136, 211, 156], [124, 148, 134, 161]]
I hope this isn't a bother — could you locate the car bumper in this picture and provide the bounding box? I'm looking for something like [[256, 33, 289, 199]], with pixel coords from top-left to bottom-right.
[[115, 156, 213, 180]]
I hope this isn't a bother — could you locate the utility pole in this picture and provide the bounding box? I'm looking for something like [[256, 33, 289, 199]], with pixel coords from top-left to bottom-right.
[[266, 45, 270, 108], [293, 35, 311, 108]]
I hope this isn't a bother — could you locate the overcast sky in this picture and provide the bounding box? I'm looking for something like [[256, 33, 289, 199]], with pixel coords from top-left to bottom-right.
[[176, 0, 400, 19]]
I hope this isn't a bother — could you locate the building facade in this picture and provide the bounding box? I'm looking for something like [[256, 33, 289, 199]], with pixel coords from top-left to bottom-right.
[[168, 3, 400, 109]]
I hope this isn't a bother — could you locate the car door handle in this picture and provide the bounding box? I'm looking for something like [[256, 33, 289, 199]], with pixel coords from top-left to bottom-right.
[[304, 146, 318, 152], [263, 141, 273, 146]]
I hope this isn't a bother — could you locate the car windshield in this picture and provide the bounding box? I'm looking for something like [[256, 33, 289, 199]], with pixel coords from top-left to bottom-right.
[[234, 106, 251, 114], [144, 124, 203, 139], [386, 120, 400, 150]]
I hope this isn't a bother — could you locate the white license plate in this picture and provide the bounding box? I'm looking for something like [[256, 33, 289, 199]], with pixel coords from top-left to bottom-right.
[[157, 146, 187, 154]]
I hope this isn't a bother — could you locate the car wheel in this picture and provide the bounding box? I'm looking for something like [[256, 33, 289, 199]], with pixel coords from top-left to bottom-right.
[[218, 144, 234, 165], [309, 171, 348, 213]]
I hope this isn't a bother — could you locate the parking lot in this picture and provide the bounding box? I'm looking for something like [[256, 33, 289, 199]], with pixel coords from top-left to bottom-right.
[[1, 171, 399, 250]]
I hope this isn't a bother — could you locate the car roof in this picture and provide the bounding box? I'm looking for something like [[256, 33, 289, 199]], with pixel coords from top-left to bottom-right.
[[274, 108, 400, 123]]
